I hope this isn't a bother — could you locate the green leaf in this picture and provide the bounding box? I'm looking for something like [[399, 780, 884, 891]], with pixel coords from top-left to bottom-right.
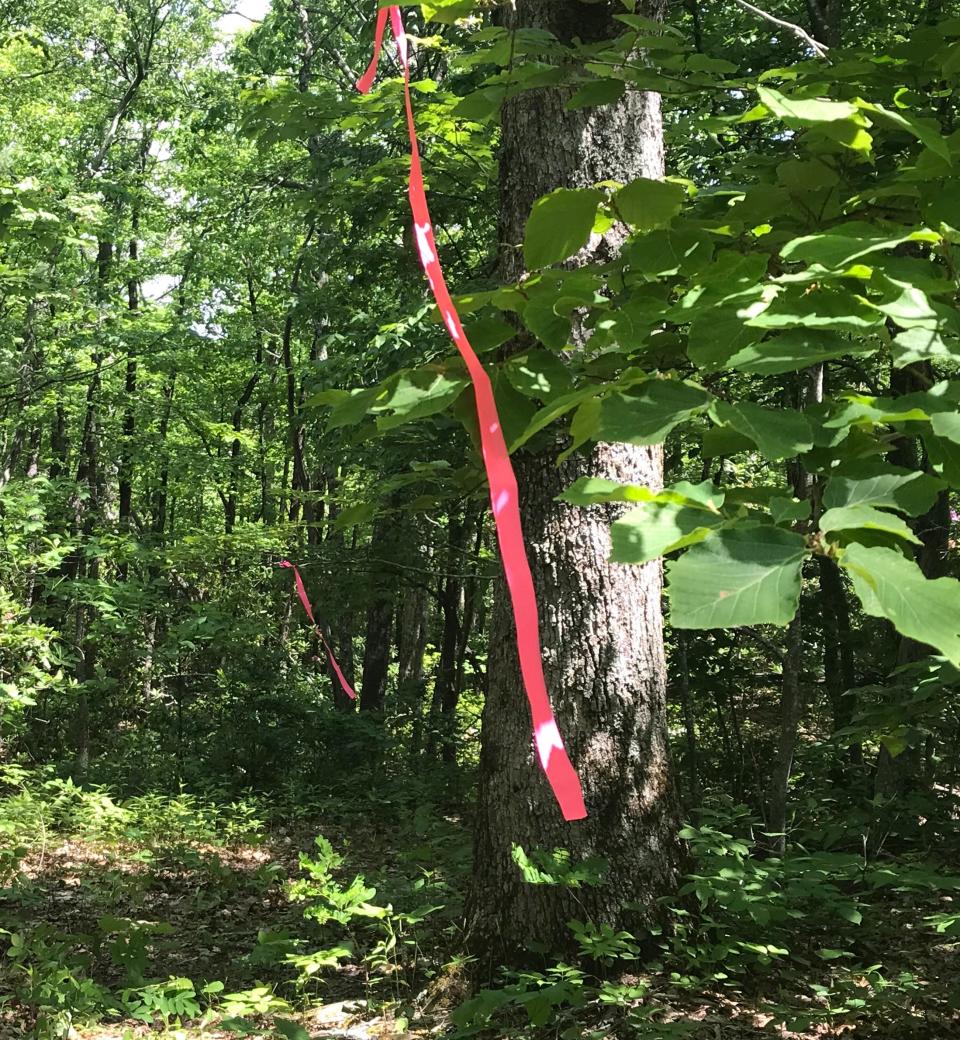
[[780, 222, 936, 270], [711, 401, 814, 460], [770, 496, 811, 525], [462, 315, 516, 352], [891, 327, 960, 367], [504, 351, 573, 402], [757, 87, 859, 124], [842, 545, 960, 666], [625, 227, 714, 279], [513, 387, 604, 450], [687, 310, 762, 371], [327, 387, 380, 430], [452, 86, 507, 121], [611, 501, 724, 564], [820, 505, 921, 544], [597, 380, 711, 445], [823, 469, 943, 516], [748, 286, 885, 332], [273, 1020, 311, 1040], [615, 177, 686, 231], [566, 79, 626, 110], [727, 329, 878, 376], [491, 369, 537, 450], [666, 524, 807, 629], [702, 424, 755, 458], [374, 367, 469, 430], [524, 188, 603, 269], [559, 477, 659, 506], [560, 477, 723, 510], [856, 100, 952, 162], [931, 411, 960, 445]]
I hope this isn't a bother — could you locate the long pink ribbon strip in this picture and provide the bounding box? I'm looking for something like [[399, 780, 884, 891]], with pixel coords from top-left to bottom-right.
[[279, 560, 357, 700], [356, 7, 586, 821]]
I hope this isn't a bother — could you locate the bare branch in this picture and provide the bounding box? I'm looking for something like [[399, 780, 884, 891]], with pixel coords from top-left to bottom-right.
[[731, 0, 830, 58]]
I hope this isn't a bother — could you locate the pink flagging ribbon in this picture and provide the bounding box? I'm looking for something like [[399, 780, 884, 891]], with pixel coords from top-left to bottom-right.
[[279, 560, 357, 701], [356, 7, 586, 821]]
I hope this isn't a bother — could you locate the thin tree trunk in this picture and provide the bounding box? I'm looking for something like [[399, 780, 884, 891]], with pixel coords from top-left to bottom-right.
[[765, 367, 822, 853], [767, 613, 804, 855], [676, 633, 700, 804], [818, 554, 862, 765], [360, 513, 397, 713], [428, 511, 468, 760]]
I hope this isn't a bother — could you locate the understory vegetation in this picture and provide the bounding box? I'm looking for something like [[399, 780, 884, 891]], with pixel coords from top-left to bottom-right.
[[1, 757, 959, 1039], [2, 0, 960, 1036]]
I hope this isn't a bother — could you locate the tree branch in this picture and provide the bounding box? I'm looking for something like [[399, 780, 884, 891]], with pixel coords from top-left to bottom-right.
[[732, 0, 830, 58]]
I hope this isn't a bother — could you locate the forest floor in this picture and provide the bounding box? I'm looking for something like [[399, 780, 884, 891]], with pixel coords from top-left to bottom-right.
[[0, 782, 958, 1040]]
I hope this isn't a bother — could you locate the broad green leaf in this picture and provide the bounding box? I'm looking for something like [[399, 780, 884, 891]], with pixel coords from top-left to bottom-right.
[[770, 496, 811, 525], [624, 227, 714, 278], [615, 177, 686, 231], [823, 393, 933, 430], [819, 505, 921, 544], [611, 501, 723, 564], [490, 370, 537, 449], [334, 502, 376, 530], [420, 0, 475, 22], [842, 545, 960, 666], [712, 401, 814, 460], [327, 387, 380, 430], [559, 477, 658, 506], [597, 380, 711, 445], [504, 351, 574, 402], [521, 294, 571, 349], [566, 79, 626, 110], [560, 477, 723, 510], [702, 424, 754, 458], [823, 469, 943, 516], [874, 281, 958, 332], [687, 310, 762, 371], [513, 387, 604, 450], [453, 86, 507, 121], [671, 479, 726, 510], [856, 100, 952, 162], [562, 397, 602, 459], [273, 1020, 311, 1040], [524, 188, 603, 269], [375, 368, 469, 430], [462, 315, 516, 352], [666, 524, 807, 629], [781, 222, 936, 270], [932, 411, 960, 445], [891, 327, 960, 367], [686, 53, 737, 74], [757, 87, 858, 124], [727, 329, 878, 376], [747, 286, 885, 332], [924, 432, 960, 485]]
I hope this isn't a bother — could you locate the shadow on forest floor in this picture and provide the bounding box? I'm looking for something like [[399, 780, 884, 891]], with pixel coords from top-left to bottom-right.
[[1, 819, 958, 1040]]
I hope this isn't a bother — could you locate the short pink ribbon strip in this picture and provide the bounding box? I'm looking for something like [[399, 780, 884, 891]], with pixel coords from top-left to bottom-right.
[[279, 560, 357, 701], [356, 6, 586, 821]]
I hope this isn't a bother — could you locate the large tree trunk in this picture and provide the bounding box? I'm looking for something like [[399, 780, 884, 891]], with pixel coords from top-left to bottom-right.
[[468, 0, 681, 960]]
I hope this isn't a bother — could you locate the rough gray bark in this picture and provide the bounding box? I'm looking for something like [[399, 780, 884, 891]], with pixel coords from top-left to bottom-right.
[[468, 0, 681, 959]]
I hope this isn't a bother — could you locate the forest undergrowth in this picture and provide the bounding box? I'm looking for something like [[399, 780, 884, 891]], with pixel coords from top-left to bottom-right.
[[1, 761, 958, 1040]]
